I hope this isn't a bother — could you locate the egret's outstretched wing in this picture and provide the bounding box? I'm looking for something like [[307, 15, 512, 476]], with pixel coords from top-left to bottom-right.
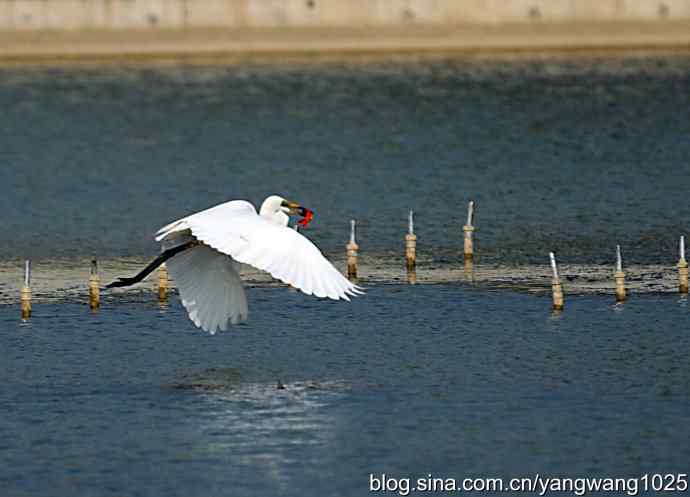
[[156, 200, 361, 300], [166, 242, 248, 334]]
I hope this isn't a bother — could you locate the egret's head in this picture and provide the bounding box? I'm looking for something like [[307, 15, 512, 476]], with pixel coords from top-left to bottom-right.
[[260, 195, 314, 227]]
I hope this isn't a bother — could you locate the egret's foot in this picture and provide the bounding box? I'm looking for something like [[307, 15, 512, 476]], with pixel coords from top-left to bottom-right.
[[106, 240, 198, 290]]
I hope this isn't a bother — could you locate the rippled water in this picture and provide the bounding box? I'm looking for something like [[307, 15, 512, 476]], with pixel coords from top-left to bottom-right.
[[1, 55, 690, 497], [1, 55, 690, 264], [2, 287, 689, 497]]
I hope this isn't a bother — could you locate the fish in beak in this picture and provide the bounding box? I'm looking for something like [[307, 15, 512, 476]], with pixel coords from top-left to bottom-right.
[[281, 200, 314, 227]]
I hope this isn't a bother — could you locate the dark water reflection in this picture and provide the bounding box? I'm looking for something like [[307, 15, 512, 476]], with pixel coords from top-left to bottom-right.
[[1, 55, 689, 264]]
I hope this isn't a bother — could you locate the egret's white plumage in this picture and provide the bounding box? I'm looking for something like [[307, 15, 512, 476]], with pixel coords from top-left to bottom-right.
[[155, 196, 362, 334]]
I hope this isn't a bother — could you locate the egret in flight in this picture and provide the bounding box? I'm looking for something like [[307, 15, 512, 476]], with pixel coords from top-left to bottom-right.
[[108, 195, 362, 333]]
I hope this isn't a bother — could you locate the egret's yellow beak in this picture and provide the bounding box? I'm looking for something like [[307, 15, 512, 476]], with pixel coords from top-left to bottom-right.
[[281, 200, 306, 217], [281, 200, 314, 227]]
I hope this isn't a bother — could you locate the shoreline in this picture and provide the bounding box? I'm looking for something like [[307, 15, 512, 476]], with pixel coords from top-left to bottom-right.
[[0, 257, 684, 303], [2, 21, 690, 65]]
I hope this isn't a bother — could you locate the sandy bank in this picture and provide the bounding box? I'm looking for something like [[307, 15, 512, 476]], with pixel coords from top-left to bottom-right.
[[0, 256, 685, 305], [2, 21, 690, 64]]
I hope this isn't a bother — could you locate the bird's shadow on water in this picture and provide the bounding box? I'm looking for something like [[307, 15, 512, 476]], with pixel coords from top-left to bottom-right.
[[166, 367, 245, 392], [165, 367, 349, 396]]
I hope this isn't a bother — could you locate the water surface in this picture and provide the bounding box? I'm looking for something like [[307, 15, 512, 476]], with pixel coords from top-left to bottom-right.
[[1, 54, 690, 497], [2, 286, 689, 497], [1, 55, 689, 264]]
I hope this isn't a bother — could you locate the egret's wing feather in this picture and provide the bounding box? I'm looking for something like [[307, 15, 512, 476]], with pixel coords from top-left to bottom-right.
[[157, 201, 360, 301], [155, 200, 256, 251], [165, 243, 248, 334]]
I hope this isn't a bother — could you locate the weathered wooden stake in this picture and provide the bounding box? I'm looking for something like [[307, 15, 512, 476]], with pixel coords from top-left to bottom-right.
[[679, 235, 688, 294], [346, 219, 359, 281], [463, 200, 475, 261], [550, 252, 564, 311], [21, 260, 31, 320], [158, 262, 169, 302], [405, 210, 417, 270], [89, 258, 100, 310], [614, 244, 626, 303]]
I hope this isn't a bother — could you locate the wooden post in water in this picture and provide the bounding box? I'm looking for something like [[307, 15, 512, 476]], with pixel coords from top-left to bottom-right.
[[21, 260, 31, 320], [405, 211, 417, 284], [89, 258, 100, 310], [550, 252, 564, 311], [346, 219, 359, 281], [463, 200, 475, 261], [158, 263, 169, 302], [614, 245, 626, 303], [405, 210, 417, 271], [679, 235, 688, 294]]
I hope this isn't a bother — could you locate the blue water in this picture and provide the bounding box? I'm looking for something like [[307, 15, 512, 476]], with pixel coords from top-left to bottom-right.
[[2, 54, 690, 497], [1, 55, 690, 263], [2, 286, 689, 496]]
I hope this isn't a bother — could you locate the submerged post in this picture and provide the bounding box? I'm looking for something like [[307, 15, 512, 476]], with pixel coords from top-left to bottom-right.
[[89, 258, 100, 310], [21, 260, 31, 319], [347, 219, 359, 281], [405, 210, 417, 271], [679, 235, 688, 294], [615, 245, 626, 303], [550, 252, 564, 311], [464, 258, 474, 281], [463, 200, 475, 261], [158, 263, 169, 302]]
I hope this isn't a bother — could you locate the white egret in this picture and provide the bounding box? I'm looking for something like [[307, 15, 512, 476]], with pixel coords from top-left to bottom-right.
[[108, 195, 363, 333]]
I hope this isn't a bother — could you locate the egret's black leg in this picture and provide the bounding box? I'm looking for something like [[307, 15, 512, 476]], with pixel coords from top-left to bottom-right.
[[106, 240, 198, 289]]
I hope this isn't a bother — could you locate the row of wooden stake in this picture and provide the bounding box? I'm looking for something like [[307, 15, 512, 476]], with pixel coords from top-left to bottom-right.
[[345, 202, 689, 310], [346, 201, 477, 279], [549, 236, 688, 311], [16, 201, 689, 319], [19, 259, 170, 319]]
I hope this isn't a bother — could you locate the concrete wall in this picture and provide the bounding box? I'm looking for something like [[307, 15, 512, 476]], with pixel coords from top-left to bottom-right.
[[1, 0, 690, 30]]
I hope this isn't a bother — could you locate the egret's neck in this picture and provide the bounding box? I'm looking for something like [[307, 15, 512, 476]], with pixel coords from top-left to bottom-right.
[[263, 211, 289, 226], [259, 197, 289, 226]]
